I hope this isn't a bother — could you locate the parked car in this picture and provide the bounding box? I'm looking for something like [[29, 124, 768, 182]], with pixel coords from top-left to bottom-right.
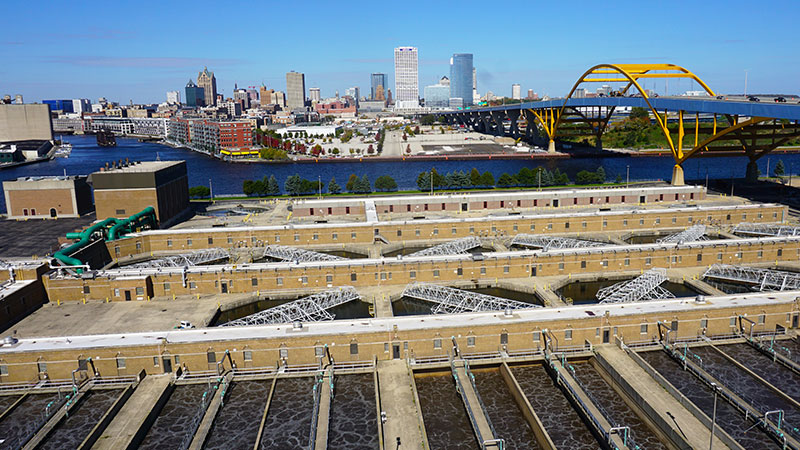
[[747, 96, 760, 102]]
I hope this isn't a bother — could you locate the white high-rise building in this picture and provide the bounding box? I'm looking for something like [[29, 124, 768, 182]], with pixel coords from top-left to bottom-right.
[[309, 87, 321, 103], [512, 84, 521, 100], [72, 99, 92, 115], [394, 46, 419, 109], [472, 67, 480, 103], [166, 91, 181, 105]]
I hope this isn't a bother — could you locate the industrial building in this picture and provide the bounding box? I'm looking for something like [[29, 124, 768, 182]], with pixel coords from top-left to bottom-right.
[[2, 176, 93, 219], [1, 184, 799, 449]]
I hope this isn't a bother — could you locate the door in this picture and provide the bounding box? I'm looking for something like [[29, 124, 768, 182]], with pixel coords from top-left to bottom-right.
[[221, 282, 228, 294], [49, 208, 57, 218], [461, 203, 468, 212], [602, 329, 610, 343], [552, 199, 559, 208], [162, 357, 172, 373], [793, 314, 799, 329], [639, 195, 646, 204], [124, 290, 132, 301], [392, 344, 400, 359], [531, 266, 537, 276]]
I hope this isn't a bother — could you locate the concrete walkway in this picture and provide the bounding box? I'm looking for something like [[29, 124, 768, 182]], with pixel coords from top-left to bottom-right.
[[91, 375, 171, 450], [595, 345, 732, 450], [313, 367, 332, 450], [377, 360, 427, 449], [452, 360, 496, 446]]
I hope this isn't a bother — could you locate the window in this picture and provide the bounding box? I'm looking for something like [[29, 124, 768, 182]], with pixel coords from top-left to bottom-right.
[[252, 278, 258, 287], [116, 358, 126, 369], [433, 228, 438, 236], [530, 224, 535, 231], [187, 238, 192, 246], [717, 252, 723, 261], [581, 261, 587, 269], [623, 219, 628, 226], [433, 338, 442, 349], [83, 285, 90, 294], [114, 288, 120, 297], [583, 221, 587, 228], [565, 222, 570, 229], [350, 273, 357, 282], [602, 220, 608, 228], [351, 232, 357, 240], [730, 317, 737, 327], [301, 276, 308, 284], [778, 249, 783, 257], [207, 351, 216, 363], [164, 282, 170, 291], [433, 269, 440, 277], [136, 242, 142, 251], [152, 357, 159, 366], [350, 342, 359, 355], [645, 257, 652, 265], [37, 362, 47, 373], [558, 263, 565, 270], [640, 219, 644, 225], [294, 234, 299, 241], [547, 223, 553, 230], [701, 319, 708, 329], [655, 218, 661, 225], [312, 233, 318, 241], [227, 237, 233, 244], [503, 266, 510, 273], [380, 272, 387, 280], [208, 237, 214, 245], [167, 239, 172, 248], [415, 229, 420, 236], [672, 217, 677, 224], [189, 282, 197, 289], [135, 287, 144, 296], [601, 260, 608, 267], [397, 230, 402, 237], [500, 333, 508, 345], [276, 277, 283, 286], [640, 324, 648, 334], [279, 348, 288, 358], [533, 331, 541, 342], [457, 267, 463, 276], [452, 227, 457, 235], [315, 346, 325, 357], [467, 336, 476, 347], [565, 329, 573, 340], [697, 254, 703, 262], [326, 275, 333, 284], [480, 267, 486, 275], [116, 209, 126, 215], [758, 314, 766, 324], [174, 355, 180, 365], [757, 250, 763, 258], [410, 271, 416, 279], [624, 258, 630, 266]]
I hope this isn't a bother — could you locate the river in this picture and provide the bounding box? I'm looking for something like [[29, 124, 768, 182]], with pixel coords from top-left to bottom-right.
[[1, 135, 797, 212]]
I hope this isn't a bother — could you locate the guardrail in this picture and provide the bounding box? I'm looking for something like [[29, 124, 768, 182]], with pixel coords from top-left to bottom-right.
[[178, 374, 223, 450], [5, 385, 74, 450], [463, 360, 503, 449], [450, 358, 488, 448]]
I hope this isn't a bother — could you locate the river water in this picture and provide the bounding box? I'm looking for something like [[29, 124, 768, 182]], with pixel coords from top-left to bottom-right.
[[2, 134, 799, 212]]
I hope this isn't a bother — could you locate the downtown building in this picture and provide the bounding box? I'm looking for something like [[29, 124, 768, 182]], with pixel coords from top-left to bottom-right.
[[197, 67, 217, 106], [424, 76, 450, 109], [185, 80, 205, 107], [370, 73, 387, 100], [394, 47, 419, 110], [449, 53, 473, 108], [167, 117, 254, 156], [286, 71, 306, 111]]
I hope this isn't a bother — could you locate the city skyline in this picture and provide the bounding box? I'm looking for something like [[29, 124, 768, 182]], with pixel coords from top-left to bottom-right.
[[2, 0, 800, 103]]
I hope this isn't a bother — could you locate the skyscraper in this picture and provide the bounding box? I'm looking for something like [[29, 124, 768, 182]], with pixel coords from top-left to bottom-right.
[[286, 71, 306, 111], [512, 84, 521, 100], [449, 53, 473, 108], [197, 67, 217, 106], [259, 85, 274, 106], [370, 73, 387, 100], [166, 91, 180, 105], [394, 47, 419, 109], [472, 67, 479, 103], [309, 87, 321, 103], [185, 80, 204, 107]]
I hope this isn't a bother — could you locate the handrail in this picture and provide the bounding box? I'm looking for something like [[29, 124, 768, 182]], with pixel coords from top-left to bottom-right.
[[463, 360, 501, 449], [178, 374, 222, 450], [451, 358, 485, 446], [308, 370, 324, 448]]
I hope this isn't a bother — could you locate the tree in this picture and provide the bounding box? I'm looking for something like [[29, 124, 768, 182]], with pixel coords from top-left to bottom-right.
[[267, 175, 280, 195], [470, 168, 481, 186], [284, 175, 303, 196], [595, 166, 606, 183], [413, 125, 420, 134], [242, 180, 255, 197], [354, 175, 372, 193], [497, 173, 516, 187], [375, 175, 398, 192], [629, 107, 650, 123], [420, 115, 436, 126], [346, 174, 359, 192], [480, 171, 495, 187], [405, 144, 411, 154], [328, 177, 341, 194], [775, 159, 786, 177], [416, 171, 431, 191], [367, 144, 375, 154], [189, 185, 211, 199]]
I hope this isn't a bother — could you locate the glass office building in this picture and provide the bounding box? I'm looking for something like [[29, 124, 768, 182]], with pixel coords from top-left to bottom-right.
[[449, 53, 473, 107], [370, 73, 387, 100], [424, 84, 450, 109]]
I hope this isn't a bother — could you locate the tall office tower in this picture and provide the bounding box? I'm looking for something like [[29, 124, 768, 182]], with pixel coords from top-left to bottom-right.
[[309, 87, 321, 103], [375, 85, 385, 101], [72, 98, 92, 114], [370, 73, 387, 100], [259, 85, 274, 106], [449, 53, 473, 107], [527, 89, 534, 99], [512, 84, 521, 100], [286, 71, 306, 110], [197, 67, 217, 106], [271, 91, 287, 108], [185, 79, 204, 107], [394, 47, 419, 109], [166, 91, 180, 105], [345, 87, 360, 105], [233, 88, 250, 109]]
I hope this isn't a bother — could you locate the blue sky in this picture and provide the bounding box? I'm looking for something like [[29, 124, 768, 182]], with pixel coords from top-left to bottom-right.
[[1, 0, 798, 103]]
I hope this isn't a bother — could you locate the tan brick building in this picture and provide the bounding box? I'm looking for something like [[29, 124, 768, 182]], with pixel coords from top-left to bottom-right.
[[2, 176, 93, 219], [91, 160, 189, 226]]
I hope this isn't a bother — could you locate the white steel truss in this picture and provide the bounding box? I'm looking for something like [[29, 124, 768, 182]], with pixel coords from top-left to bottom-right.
[[221, 286, 360, 326], [126, 248, 230, 269], [408, 237, 482, 257], [733, 223, 800, 237], [401, 282, 539, 314], [656, 224, 707, 244], [510, 234, 606, 251], [261, 245, 346, 263], [596, 268, 675, 304], [703, 264, 800, 291]]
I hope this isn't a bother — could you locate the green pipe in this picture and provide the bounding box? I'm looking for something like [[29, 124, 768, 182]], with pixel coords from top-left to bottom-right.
[[108, 206, 156, 240], [53, 218, 118, 273]]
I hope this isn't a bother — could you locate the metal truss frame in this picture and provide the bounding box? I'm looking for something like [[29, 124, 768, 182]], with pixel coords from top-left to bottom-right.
[[656, 224, 707, 244], [408, 237, 482, 257], [733, 223, 800, 237], [126, 248, 230, 269], [402, 282, 539, 314], [221, 286, 360, 326], [703, 264, 800, 292], [596, 268, 675, 304], [261, 245, 346, 263], [510, 234, 607, 251]]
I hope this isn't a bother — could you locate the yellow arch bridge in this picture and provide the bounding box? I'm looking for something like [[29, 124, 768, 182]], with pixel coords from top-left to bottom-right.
[[436, 64, 800, 185]]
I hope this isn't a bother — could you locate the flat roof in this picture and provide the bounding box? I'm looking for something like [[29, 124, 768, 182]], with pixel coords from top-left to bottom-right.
[[92, 160, 183, 174], [0, 290, 794, 354]]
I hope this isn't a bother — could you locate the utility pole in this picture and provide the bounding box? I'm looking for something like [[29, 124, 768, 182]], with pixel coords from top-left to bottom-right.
[[626, 165, 630, 187], [318, 175, 322, 199], [209, 178, 214, 204], [709, 383, 719, 450], [538, 168, 541, 191], [430, 168, 434, 195]]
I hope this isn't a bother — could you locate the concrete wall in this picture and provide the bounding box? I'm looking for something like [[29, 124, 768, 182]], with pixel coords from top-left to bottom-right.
[[0, 296, 794, 383], [0, 104, 53, 142], [3, 177, 92, 218], [0, 279, 48, 333]]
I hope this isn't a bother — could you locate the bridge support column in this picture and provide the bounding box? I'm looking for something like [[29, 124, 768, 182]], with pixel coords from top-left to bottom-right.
[[745, 160, 760, 183], [481, 114, 493, 135], [523, 110, 535, 141], [671, 164, 685, 186], [491, 111, 505, 137], [507, 110, 520, 138], [547, 140, 556, 153]]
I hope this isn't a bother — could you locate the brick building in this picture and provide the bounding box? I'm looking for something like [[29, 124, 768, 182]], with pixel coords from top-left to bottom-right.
[[91, 160, 189, 226], [2, 176, 93, 219], [167, 118, 253, 155]]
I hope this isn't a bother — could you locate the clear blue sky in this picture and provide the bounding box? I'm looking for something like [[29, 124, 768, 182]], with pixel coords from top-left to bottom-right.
[[2, 0, 798, 103]]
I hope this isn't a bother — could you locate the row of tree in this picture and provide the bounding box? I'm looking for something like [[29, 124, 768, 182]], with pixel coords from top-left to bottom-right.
[[240, 174, 399, 197], [415, 166, 592, 191]]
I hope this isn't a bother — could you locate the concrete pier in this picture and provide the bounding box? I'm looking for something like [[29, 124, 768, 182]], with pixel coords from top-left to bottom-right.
[[377, 360, 427, 449], [91, 375, 171, 450]]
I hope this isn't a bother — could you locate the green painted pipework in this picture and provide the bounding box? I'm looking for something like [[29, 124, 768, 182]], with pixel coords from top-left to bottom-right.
[[53, 206, 157, 273]]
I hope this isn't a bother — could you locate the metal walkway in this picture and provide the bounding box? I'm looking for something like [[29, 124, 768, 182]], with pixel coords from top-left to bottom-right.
[[407, 236, 481, 257], [703, 264, 800, 291], [595, 268, 675, 304], [401, 282, 538, 314], [510, 234, 607, 251], [220, 286, 359, 326], [733, 222, 800, 237], [261, 244, 346, 263], [656, 224, 707, 244], [126, 248, 230, 269]]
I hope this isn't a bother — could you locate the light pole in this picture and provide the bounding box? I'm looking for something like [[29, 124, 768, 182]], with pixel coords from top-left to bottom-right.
[[430, 168, 434, 195], [209, 178, 213, 204], [709, 382, 718, 450], [626, 165, 630, 187], [318, 175, 322, 200], [744, 70, 749, 96]]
